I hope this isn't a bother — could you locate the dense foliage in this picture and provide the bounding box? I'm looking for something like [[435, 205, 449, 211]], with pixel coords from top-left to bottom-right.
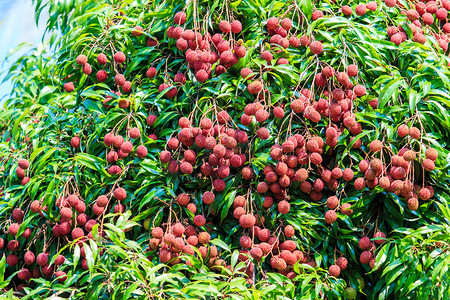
[[1, 0, 450, 299]]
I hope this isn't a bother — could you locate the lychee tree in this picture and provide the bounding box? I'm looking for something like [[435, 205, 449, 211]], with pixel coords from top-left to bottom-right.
[[1, 0, 450, 299]]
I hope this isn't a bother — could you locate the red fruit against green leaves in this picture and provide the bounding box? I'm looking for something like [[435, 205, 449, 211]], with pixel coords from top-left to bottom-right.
[[193, 215, 206, 227], [408, 127, 420, 139], [355, 4, 367, 16], [72, 227, 84, 240], [239, 214, 256, 228], [219, 20, 231, 33], [37, 253, 48, 266], [114, 52, 126, 64], [284, 225, 295, 238], [64, 82, 74, 92], [329, 264, 341, 277], [115, 74, 126, 86], [24, 251, 35, 265], [327, 196, 339, 209], [325, 210, 337, 224], [76, 54, 87, 65], [97, 53, 107, 65], [231, 20, 242, 33], [360, 251, 372, 264], [18, 159, 30, 169], [174, 12, 186, 25], [373, 231, 386, 244], [336, 256, 348, 270], [6, 254, 18, 266], [202, 191, 215, 204], [114, 187, 127, 201], [310, 41, 323, 55], [342, 5, 352, 16], [341, 203, 353, 215], [359, 237, 372, 250], [82, 63, 92, 75], [136, 145, 148, 158], [278, 200, 290, 214]]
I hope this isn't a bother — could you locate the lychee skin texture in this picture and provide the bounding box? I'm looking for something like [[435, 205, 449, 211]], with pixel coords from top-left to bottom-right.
[[76, 54, 87, 66], [97, 53, 107, 65], [325, 210, 338, 224], [359, 237, 372, 250], [373, 231, 386, 244], [219, 20, 231, 33], [397, 124, 409, 137], [82, 63, 92, 75], [115, 74, 126, 86], [174, 12, 187, 25], [71, 136, 81, 148], [24, 251, 35, 265], [336, 256, 348, 270], [30, 200, 41, 213], [360, 251, 373, 264], [64, 82, 74, 92], [114, 52, 126, 64], [96, 70, 107, 82], [7, 254, 19, 266], [327, 196, 339, 209], [310, 41, 323, 55], [136, 145, 148, 158], [72, 227, 84, 240], [18, 159, 30, 169], [355, 4, 367, 16], [231, 20, 242, 33], [193, 215, 206, 227], [37, 253, 48, 266], [239, 214, 256, 228], [329, 264, 341, 277], [114, 187, 127, 201], [278, 200, 290, 214]]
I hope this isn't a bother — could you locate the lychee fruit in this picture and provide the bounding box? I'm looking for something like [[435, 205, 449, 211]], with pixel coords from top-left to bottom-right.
[[336, 256, 348, 270], [309, 41, 323, 55], [174, 12, 187, 25], [37, 253, 48, 266], [326, 196, 339, 209], [24, 251, 35, 265], [64, 82, 74, 92], [18, 159, 30, 169], [97, 53, 107, 65], [359, 237, 372, 250], [239, 214, 256, 228], [373, 231, 386, 244], [409, 126, 421, 139], [360, 251, 372, 264], [114, 187, 127, 201], [113, 52, 126, 64], [329, 264, 341, 277], [325, 210, 337, 224], [115, 74, 126, 86], [193, 215, 206, 227], [219, 20, 231, 33], [278, 200, 290, 214], [231, 20, 242, 33], [341, 203, 353, 215], [82, 63, 92, 75], [76, 54, 87, 65]]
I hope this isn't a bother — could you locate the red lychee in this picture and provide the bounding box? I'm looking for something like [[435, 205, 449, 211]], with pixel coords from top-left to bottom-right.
[[114, 52, 126, 64], [219, 20, 231, 33], [310, 41, 323, 55], [76, 54, 87, 65], [231, 20, 242, 33], [329, 264, 341, 277], [97, 53, 107, 65]]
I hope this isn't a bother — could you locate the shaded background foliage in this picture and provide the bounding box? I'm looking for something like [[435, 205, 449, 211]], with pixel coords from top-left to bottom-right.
[[0, 0, 450, 299]]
